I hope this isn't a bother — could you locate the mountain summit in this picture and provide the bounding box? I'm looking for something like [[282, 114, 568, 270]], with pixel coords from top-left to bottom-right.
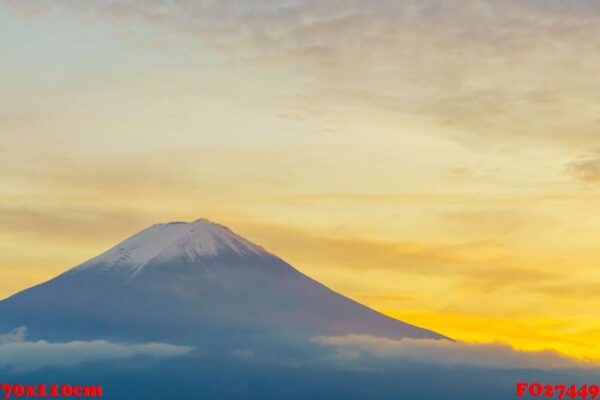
[[75, 219, 268, 278], [0, 219, 445, 344]]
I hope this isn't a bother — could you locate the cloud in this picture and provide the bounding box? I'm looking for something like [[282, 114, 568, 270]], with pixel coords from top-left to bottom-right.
[[567, 154, 600, 183], [313, 335, 595, 370], [0, 327, 194, 372], [0, 326, 26, 344], [4, 0, 600, 150], [2, 327, 591, 373], [0, 206, 148, 244], [240, 221, 557, 291]]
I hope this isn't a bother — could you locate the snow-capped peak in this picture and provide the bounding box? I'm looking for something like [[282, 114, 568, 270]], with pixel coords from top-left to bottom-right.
[[76, 219, 266, 275]]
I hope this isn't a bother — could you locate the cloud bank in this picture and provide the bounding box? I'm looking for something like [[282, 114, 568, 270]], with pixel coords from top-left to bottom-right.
[[0, 327, 194, 372], [0, 327, 596, 373], [313, 335, 595, 370]]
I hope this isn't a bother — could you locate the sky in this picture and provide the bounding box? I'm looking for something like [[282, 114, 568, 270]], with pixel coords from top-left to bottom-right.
[[1, 0, 600, 361]]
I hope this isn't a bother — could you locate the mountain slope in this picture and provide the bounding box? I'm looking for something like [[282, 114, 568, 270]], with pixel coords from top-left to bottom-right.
[[0, 219, 445, 344]]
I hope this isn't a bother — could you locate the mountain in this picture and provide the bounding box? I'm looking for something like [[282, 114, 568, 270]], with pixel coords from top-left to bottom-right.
[[0, 219, 445, 345]]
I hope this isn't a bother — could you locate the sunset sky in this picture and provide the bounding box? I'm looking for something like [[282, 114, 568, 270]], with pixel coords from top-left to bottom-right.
[[2, 1, 600, 360]]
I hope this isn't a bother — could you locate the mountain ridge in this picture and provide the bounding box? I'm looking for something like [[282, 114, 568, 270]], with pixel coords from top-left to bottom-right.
[[0, 218, 447, 345]]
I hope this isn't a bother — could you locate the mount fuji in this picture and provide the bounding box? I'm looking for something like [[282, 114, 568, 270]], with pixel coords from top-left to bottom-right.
[[0, 219, 445, 346]]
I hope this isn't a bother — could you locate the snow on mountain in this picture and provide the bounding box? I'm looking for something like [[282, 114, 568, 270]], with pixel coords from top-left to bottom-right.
[[75, 219, 265, 277]]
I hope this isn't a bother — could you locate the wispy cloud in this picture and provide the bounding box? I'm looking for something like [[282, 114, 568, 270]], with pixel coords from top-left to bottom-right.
[[0, 327, 194, 372], [4, 0, 599, 149], [567, 154, 600, 183], [313, 335, 595, 370], [240, 221, 556, 290]]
